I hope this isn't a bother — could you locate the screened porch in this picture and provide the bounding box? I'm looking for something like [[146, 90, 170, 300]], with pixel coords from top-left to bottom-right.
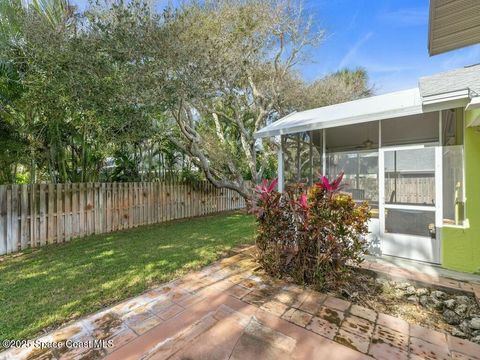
[[278, 108, 465, 261]]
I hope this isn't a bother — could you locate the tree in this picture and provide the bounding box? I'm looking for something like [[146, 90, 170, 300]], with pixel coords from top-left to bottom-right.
[[158, 0, 322, 199], [305, 68, 372, 108], [0, 0, 372, 190], [159, 0, 371, 199], [0, 0, 176, 183]]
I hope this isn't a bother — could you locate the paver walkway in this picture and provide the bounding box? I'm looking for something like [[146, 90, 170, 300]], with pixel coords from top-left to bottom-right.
[[2, 247, 480, 360], [365, 255, 480, 284], [359, 258, 480, 300]]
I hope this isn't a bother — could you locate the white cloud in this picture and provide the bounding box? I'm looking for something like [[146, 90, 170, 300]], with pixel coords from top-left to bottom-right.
[[337, 32, 373, 69]]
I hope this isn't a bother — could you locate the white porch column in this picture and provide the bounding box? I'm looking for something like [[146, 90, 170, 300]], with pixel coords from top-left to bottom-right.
[[436, 111, 443, 228], [322, 129, 326, 175], [277, 136, 284, 192]]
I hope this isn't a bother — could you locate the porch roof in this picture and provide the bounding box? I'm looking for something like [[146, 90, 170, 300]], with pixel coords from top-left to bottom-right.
[[255, 65, 480, 139], [254, 88, 423, 138]]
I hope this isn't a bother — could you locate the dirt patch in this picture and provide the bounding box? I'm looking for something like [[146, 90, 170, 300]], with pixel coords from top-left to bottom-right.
[[328, 270, 480, 343]]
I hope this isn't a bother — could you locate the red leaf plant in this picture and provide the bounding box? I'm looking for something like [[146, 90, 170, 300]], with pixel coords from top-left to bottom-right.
[[255, 174, 371, 291], [256, 178, 278, 201], [315, 172, 344, 192], [249, 178, 279, 218], [298, 193, 308, 210]]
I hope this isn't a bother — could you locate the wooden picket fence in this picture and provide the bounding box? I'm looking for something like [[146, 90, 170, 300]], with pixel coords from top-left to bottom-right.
[[0, 181, 246, 255], [385, 177, 435, 205]]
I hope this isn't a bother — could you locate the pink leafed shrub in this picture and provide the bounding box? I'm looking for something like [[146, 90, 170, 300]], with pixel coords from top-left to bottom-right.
[[254, 174, 371, 290]]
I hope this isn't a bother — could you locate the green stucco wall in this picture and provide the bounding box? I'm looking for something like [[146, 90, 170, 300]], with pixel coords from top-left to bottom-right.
[[442, 108, 480, 273]]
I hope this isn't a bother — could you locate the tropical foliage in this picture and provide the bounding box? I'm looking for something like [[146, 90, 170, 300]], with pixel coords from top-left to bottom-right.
[[255, 176, 371, 290], [0, 0, 372, 196]]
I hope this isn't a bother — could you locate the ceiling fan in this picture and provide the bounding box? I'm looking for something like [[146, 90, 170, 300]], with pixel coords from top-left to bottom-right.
[[356, 125, 375, 149], [361, 138, 374, 149]]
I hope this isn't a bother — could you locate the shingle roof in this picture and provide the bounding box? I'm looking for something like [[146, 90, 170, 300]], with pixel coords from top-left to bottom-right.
[[419, 64, 480, 97]]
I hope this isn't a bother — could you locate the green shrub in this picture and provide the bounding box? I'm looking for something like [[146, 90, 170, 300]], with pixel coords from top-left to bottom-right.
[[254, 175, 370, 290]]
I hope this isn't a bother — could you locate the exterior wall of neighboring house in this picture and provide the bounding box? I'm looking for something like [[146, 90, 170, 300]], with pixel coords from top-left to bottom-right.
[[442, 108, 480, 272]]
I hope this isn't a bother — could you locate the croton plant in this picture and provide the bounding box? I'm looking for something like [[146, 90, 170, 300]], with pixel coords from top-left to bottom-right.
[[253, 174, 371, 290]]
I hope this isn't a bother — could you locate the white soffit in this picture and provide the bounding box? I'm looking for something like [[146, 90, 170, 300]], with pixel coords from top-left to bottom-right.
[[254, 88, 423, 138], [428, 0, 480, 56], [466, 97, 480, 127], [466, 96, 480, 110]]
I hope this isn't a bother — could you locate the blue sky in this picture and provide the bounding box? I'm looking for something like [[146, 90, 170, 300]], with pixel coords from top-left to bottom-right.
[[72, 0, 480, 94]]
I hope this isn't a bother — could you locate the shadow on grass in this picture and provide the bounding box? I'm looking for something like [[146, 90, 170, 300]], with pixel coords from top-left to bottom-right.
[[0, 212, 256, 341]]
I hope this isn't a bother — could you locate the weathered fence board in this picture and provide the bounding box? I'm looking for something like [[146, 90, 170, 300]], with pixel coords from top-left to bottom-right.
[[39, 184, 46, 246], [0, 180, 246, 255], [30, 184, 36, 248], [0, 186, 6, 254], [47, 184, 53, 244], [6, 187, 12, 253], [11, 185, 19, 252], [72, 183, 79, 238], [20, 185, 28, 249], [77, 183, 84, 237]]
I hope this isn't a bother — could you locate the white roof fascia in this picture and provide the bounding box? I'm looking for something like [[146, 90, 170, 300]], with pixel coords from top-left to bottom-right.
[[254, 88, 423, 138], [421, 88, 471, 112], [422, 89, 470, 105]]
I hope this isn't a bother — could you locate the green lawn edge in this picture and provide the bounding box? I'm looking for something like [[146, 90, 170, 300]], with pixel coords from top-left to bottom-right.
[[0, 212, 255, 342]]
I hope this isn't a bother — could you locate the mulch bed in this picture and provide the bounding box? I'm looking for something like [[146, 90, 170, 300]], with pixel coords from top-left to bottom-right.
[[328, 270, 480, 343]]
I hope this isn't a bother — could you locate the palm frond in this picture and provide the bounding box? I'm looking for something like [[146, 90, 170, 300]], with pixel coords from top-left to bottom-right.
[[31, 0, 71, 29]]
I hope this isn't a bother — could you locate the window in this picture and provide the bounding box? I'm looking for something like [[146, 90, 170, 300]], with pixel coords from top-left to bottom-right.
[[385, 209, 436, 237], [443, 145, 465, 226], [282, 131, 322, 186], [384, 148, 435, 206], [326, 150, 379, 217], [441, 108, 465, 226], [381, 112, 439, 146]]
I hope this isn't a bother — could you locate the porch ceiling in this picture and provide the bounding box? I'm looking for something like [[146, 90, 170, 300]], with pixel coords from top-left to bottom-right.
[[254, 88, 423, 138]]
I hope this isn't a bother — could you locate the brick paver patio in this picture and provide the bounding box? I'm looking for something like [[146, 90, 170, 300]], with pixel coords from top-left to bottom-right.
[[2, 247, 480, 360]]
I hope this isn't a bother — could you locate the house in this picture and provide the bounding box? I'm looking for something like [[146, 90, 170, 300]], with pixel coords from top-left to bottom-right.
[[428, 0, 480, 55], [254, 64, 480, 272]]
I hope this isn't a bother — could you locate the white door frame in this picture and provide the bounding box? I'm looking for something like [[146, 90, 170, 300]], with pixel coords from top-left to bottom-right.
[[379, 144, 442, 263]]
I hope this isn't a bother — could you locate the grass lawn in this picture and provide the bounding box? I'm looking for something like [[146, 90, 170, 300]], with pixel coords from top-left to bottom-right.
[[0, 212, 255, 342]]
